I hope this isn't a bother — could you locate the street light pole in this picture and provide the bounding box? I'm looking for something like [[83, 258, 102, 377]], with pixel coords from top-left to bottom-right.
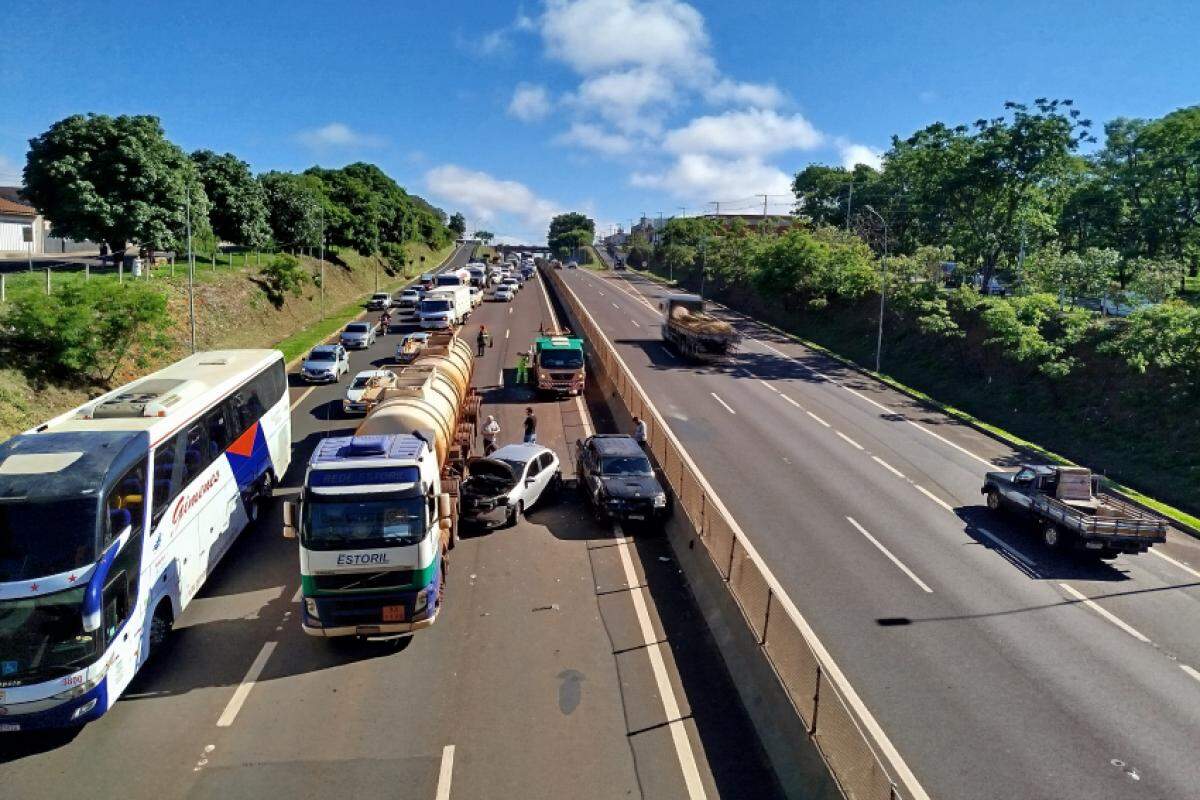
[[863, 205, 888, 373]]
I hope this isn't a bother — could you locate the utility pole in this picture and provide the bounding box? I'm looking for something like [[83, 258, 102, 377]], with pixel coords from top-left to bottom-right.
[[677, 206, 687, 218], [863, 205, 888, 373], [698, 236, 707, 298], [760, 194, 769, 217], [186, 187, 196, 353], [319, 227, 326, 320], [845, 183, 853, 232]]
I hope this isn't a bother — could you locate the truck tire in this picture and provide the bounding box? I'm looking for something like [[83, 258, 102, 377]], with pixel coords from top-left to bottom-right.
[[1042, 522, 1066, 549], [985, 489, 1001, 512]]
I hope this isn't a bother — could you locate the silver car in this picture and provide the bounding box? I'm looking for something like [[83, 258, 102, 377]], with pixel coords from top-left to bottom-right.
[[301, 344, 349, 383], [340, 321, 377, 350]]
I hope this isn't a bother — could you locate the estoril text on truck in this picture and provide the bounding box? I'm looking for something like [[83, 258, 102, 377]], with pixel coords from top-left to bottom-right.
[[286, 330, 482, 638]]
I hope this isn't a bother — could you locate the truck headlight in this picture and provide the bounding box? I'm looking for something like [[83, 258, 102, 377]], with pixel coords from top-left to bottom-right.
[[653, 493, 667, 508], [414, 586, 430, 613], [304, 597, 319, 620], [70, 698, 99, 720]]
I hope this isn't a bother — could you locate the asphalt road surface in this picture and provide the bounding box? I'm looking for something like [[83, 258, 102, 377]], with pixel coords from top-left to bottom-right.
[[560, 260, 1200, 800], [0, 246, 780, 800]]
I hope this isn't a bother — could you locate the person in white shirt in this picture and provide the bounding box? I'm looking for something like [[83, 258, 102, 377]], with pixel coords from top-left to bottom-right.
[[633, 416, 647, 448], [482, 415, 501, 455]]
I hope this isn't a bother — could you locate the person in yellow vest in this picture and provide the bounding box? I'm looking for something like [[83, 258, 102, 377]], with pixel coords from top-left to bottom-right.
[[516, 350, 530, 384]]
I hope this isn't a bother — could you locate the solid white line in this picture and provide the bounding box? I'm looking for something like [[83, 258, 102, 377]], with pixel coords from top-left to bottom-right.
[[781, 394, 802, 408], [1149, 548, 1200, 581], [905, 420, 994, 468], [536, 267, 595, 439], [1060, 584, 1151, 643], [1182, 665, 1200, 684], [289, 386, 315, 411], [840, 384, 895, 414], [435, 744, 456, 800], [614, 525, 708, 799], [758, 379, 778, 393], [806, 410, 830, 427], [914, 485, 955, 513], [498, 369, 504, 386], [847, 517, 933, 593], [836, 431, 864, 450], [509, 307, 513, 314], [216, 641, 277, 727], [974, 526, 1037, 568], [711, 393, 736, 414], [871, 456, 905, 478], [291, 586, 303, 603]]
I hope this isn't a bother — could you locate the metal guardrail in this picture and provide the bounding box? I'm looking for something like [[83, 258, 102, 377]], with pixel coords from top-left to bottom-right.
[[544, 264, 929, 800]]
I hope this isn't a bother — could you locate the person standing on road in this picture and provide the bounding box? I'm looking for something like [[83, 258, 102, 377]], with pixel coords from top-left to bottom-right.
[[477, 325, 488, 357], [516, 350, 530, 384], [633, 416, 647, 449], [523, 408, 537, 443], [482, 415, 500, 455]]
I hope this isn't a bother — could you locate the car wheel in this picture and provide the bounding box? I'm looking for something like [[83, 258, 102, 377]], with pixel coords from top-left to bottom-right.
[[1043, 522, 1066, 549], [986, 489, 1001, 513]]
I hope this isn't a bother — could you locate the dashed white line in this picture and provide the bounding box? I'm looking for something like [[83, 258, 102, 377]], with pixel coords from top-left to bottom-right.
[[871, 456, 905, 478], [498, 369, 504, 386], [781, 394, 802, 408], [435, 744, 456, 800], [612, 302, 620, 309], [1182, 665, 1200, 684], [974, 526, 1037, 567], [289, 386, 315, 411], [835, 431, 864, 450], [505, 328, 510, 339], [632, 319, 641, 327], [1149, 548, 1200, 581], [758, 379, 778, 393], [914, 484, 955, 512], [216, 641, 277, 727], [847, 517, 933, 593], [614, 526, 709, 799], [711, 393, 736, 414], [806, 411, 830, 427], [1060, 584, 1151, 643]]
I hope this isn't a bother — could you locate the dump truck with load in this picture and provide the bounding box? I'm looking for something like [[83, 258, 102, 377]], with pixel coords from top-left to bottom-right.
[[658, 294, 740, 361], [285, 330, 482, 637], [981, 464, 1167, 558], [533, 332, 585, 396]]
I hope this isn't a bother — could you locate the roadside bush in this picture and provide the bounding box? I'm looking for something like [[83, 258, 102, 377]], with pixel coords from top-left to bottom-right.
[[259, 253, 309, 305], [381, 242, 407, 276], [1101, 303, 1200, 400], [1, 281, 171, 383]]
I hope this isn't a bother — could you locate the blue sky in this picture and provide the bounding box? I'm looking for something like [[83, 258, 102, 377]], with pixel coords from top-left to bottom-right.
[[2, 0, 1197, 243]]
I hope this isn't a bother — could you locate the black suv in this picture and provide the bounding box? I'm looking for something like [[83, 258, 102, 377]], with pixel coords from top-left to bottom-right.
[[575, 434, 670, 526]]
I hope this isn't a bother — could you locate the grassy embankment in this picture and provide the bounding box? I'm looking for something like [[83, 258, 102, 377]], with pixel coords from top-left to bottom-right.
[[0, 242, 453, 437]]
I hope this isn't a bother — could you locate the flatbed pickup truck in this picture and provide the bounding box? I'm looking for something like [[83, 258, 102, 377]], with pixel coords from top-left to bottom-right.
[[982, 464, 1167, 558]]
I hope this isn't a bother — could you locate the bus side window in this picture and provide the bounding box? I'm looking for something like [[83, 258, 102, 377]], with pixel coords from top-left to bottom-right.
[[105, 458, 148, 547], [204, 406, 233, 460], [101, 532, 144, 643], [181, 423, 210, 485], [151, 434, 184, 525]]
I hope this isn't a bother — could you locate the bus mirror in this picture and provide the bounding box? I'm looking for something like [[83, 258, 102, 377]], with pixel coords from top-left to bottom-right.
[[282, 501, 297, 539]]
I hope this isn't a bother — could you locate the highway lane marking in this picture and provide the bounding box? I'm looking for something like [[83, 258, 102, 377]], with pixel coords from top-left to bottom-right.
[[632, 319, 641, 327], [711, 393, 736, 414], [216, 641, 277, 727], [872, 456, 906, 478], [913, 485, 954, 512], [1149, 548, 1200, 581], [291, 587, 302, 603], [435, 744, 456, 800], [612, 302, 620, 309], [758, 379, 778, 393], [535, 267, 594, 439], [835, 431, 864, 450], [603, 272, 661, 314], [806, 410, 831, 427], [974, 526, 1037, 568], [905, 420, 994, 468], [1181, 665, 1200, 684], [781, 394, 802, 408], [614, 525, 709, 800], [498, 369, 504, 386], [1059, 584, 1151, 643], [847, 517, 933, 593], [550, 265, 931, 800], [289, 386, 315, 411]]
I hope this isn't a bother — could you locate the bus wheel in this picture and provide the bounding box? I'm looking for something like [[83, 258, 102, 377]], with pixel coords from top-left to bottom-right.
[[149, 602, 174, 654], [249, 473, 274, 523]]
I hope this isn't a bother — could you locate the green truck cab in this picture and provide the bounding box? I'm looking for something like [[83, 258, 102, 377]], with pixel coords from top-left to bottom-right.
[[533, 334, 585, 396]]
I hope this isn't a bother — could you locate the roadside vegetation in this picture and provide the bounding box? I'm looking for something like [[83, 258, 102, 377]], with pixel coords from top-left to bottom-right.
[[631, 100, 1200, 514]]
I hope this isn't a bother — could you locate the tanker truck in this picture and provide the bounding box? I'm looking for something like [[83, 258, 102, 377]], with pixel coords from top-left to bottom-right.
[[284, 330, 482, 637]]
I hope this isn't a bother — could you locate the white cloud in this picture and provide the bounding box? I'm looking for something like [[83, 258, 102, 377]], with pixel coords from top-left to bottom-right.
[[839, 142, 883, 170], [570, 67, 678, 132], [540, 0, 714, 78], [664, 109, 823, 157], [554, 123, 634, 155], [296, 122, 385, 149], [479, 29, 510, 55], [508, 83, 552, 122], [425, 165, 562, 231], [631, 153, 793, 203], [704, 79, 785, 108]]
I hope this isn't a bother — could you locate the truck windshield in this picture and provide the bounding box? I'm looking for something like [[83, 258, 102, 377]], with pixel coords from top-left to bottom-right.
[[302, 494, 426, 550], [0, 587, 100, 682], [419, 299, 451, 313], [539, 350, 583, 369], [602, 456, 654, 476], [0, 498, 98, 581]]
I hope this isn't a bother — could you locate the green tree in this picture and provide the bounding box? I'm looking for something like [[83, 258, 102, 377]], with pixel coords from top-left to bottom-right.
[[793, 163, 883, 230], [258, 253, 310, 306], [192, 150, 271, 247], [1, 281, 171, 382], [24, 113, 207, 262], [475, 230, 494, 244], [448, 212, 467, 237], [1102, 303, 1200, 401], [259, 172, 324, 249], [548, 212, 596, 254], [1127, 256, 1184, 303], [752, 227, 877, 309]]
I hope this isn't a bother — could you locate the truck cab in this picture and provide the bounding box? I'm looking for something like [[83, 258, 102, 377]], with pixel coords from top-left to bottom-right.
[[289, 434, 450, 637], [533, 335, 585, 396]]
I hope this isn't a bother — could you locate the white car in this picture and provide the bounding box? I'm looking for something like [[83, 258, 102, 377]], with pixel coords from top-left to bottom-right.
[[469, 286, 484, 307], [500, 276, 520, 293], [493, 286, 515, 302], [300, 344, 350, 383], [397, 289, 421, 310], [368, 292, 392, 310], [343, 369, 397, 414], [461, 443, 562, 527]]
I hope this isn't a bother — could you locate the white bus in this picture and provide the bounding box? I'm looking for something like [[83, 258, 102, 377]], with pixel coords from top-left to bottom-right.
[[0, 350, 290, 730]]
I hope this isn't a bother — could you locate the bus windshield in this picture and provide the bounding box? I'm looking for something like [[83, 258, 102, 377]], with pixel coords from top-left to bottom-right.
[[0, 498, 98, 581], [302, 494, 426, 550], [539, 349, 583, 370], [0, 586, 100, 682]]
